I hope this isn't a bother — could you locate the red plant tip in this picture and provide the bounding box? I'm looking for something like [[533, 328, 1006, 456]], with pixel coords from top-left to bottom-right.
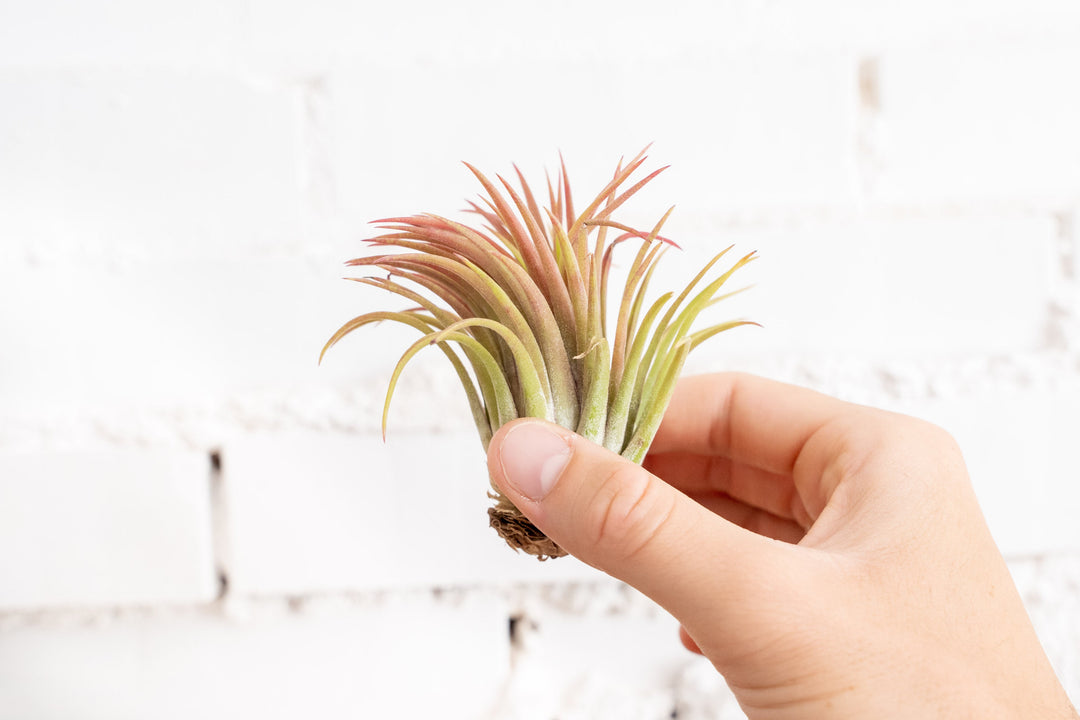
[[617, 230, 680, 249]]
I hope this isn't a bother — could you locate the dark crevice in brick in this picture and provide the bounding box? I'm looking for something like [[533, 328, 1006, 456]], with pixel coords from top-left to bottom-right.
[[858, 57, 881, 112], [216, 571, 229, 600], [856, 56, 883, 200], [208, 448, 230, 602]]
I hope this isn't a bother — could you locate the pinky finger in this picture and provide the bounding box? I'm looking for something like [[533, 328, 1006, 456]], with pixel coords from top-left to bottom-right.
[[680, 625, 704, 655]]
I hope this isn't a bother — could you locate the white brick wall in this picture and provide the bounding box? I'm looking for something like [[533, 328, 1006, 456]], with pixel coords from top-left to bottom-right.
[[875, 45, 1080, 205], [2, 0, 1079, 717], [0, 450, 216, 610], [222, 431, 605, 596], [0, 70, 304, 261], [0, 592, 510, 720]]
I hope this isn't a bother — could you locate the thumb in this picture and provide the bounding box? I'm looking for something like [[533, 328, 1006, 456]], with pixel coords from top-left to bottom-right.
[[487, 418, 780, 628]]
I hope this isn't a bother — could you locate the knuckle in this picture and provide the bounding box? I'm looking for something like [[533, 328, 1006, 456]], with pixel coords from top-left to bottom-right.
[[891, 415, 965, 464], [861, 413, 971, 493], [923, 421, 963, 456], [585, 464, 675, 563]]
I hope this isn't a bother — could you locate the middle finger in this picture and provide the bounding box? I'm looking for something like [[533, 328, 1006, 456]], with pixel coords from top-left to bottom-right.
[[644, 452, 815, 529]]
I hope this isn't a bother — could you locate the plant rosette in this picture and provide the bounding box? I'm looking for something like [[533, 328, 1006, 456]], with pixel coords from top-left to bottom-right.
[[322, 149, 756, 560]]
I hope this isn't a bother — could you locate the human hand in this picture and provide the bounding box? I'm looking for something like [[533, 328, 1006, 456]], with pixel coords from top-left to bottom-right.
[[486, 373, 1077, 719]]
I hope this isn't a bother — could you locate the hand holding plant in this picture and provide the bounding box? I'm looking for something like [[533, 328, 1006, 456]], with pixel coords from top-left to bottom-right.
[[487, 373, 1079, 719]]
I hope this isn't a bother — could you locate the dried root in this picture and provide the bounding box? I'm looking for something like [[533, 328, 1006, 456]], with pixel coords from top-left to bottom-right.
[[487, 493, 566, 560]]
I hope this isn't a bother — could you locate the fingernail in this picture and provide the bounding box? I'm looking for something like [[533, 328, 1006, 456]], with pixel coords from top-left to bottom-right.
[[498, 422, 572, 501]]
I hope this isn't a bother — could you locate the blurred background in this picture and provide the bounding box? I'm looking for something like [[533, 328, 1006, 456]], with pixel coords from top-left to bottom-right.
[[1, 1, 1078, 718]]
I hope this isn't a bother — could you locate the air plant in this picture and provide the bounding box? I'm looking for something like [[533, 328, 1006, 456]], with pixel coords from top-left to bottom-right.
[[322, 149, 756, 559]]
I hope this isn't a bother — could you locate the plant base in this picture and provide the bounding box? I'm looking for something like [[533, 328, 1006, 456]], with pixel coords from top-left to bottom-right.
[[488, 494, 566, 560]]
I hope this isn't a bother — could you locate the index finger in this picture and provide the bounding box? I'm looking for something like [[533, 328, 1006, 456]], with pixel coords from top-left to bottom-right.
[[646, 372, 851, 477]]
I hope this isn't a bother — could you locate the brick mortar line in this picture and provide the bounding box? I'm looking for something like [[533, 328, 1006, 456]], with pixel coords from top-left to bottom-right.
[[3, 350, 1080, 451], [5, 205, 1076, 273], [0, 580, 651, 629], [4, 198, 1076, 269], [2, 556, 1077, 628], [294, 73, 338, 226]]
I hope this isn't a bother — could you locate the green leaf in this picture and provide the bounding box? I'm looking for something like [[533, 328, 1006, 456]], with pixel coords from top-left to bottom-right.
[[429, 318, 552, 421], [604, 291, 672, 453], [622, 338, 691, 463], [320, 310, 495, 448], [575, 258, 610, 443]]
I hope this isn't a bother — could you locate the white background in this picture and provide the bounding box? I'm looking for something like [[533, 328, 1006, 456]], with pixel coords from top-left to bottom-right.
[[1, 1, 1078, 717]]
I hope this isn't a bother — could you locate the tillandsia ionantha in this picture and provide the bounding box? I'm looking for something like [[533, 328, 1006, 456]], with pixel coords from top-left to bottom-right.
[[321, 148, 756, 560]]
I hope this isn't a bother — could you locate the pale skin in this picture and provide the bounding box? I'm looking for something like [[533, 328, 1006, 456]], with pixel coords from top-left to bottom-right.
[[487, 373, 1078, 719]]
